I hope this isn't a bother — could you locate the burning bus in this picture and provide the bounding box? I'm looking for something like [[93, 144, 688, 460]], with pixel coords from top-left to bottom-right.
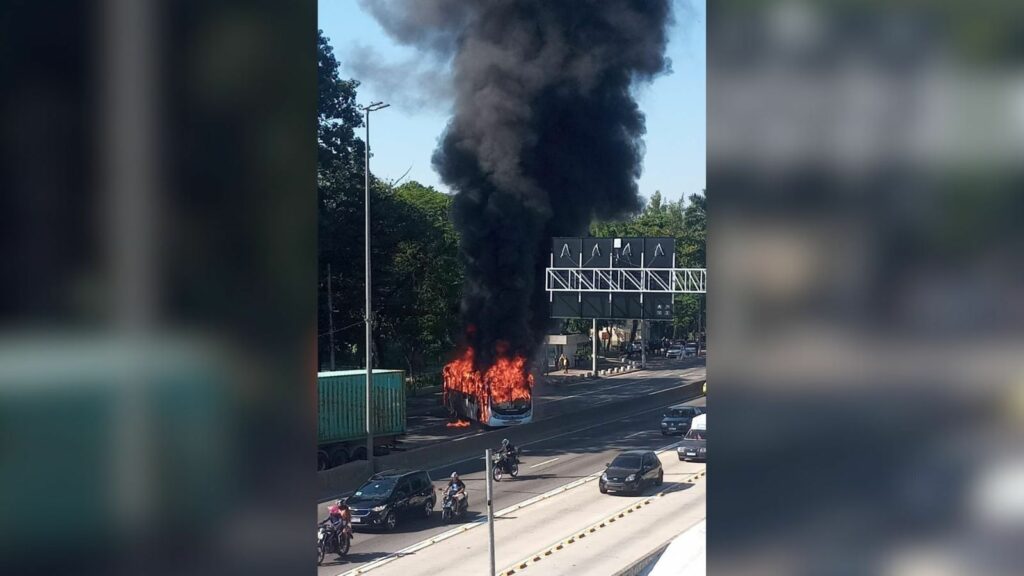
[[443, 345, 535, 427]]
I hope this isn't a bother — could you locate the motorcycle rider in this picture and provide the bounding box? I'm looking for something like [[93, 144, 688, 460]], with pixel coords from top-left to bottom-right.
[[319, 504, 352, 557], [498, 438, 519, 467], [446, 472, 468, 515], [335, 501, 353, 538]]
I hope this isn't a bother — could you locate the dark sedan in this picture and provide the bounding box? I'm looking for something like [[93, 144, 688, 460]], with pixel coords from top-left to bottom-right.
[[599, 450, 664, 495], [660, 405, 703, 436]]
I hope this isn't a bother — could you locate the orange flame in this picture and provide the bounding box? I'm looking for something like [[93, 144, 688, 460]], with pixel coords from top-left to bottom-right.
[[442, 343, 534, 423], [446, 419, 472, 428]]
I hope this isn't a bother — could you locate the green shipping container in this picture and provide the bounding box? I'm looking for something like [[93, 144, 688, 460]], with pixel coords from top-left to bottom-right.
[[317, 369, 406, 445]]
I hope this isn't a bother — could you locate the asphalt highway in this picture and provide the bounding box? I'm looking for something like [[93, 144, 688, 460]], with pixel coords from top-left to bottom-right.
[[316, 388, 706, 575], [398, 358, 705, 450]]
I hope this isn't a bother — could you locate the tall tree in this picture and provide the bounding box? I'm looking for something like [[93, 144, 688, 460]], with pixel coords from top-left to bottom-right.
[[318, 31, 466, 374], [318, 30, 368, 368]]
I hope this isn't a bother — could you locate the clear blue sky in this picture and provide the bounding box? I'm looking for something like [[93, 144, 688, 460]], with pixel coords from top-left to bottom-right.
[[318, 0, 705, 204]]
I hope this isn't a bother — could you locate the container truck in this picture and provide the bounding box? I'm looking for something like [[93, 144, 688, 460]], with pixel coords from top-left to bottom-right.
[[318, 369, 406, 470]]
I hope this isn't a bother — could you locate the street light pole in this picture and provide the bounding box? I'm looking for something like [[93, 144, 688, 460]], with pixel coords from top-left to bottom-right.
[[362, 101, 389, 472], [485, 448, 496, 576]]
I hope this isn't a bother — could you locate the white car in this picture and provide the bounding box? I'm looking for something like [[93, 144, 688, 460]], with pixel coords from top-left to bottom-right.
[[666, 346, 684, 359]]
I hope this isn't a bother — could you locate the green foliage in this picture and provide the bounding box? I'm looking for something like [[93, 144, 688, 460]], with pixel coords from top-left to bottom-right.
[[376, 182, 463, 374], [318, 32, 464, 373]]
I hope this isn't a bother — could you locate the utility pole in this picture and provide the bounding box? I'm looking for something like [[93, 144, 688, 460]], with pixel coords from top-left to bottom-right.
[[485, 448, 496, 576], [698, 295, 705, 356], [592, 318, 598, 377], [640, 319, 647, 368], [362, 100, 389, 471], [327, 263, 335, 371]]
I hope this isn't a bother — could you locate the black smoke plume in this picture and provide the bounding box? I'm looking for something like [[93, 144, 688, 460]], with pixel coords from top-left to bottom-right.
[[362, 0, 674, 368]]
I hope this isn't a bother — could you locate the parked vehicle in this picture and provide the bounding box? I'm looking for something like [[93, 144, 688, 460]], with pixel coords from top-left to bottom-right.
[[677, 414, 707, 461], [344, 469, 435, 531], [660, 405, 704, 435], [491, 451, 520, 481], [318, 369, 407, 471], [317, 523, 351, 565], [665, 346, 685, 359], [440, 485, 468, 522], [600, 450, 664, 494]]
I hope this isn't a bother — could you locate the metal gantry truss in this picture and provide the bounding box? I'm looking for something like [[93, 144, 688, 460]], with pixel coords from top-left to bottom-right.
[[545, 266, 706, 293]]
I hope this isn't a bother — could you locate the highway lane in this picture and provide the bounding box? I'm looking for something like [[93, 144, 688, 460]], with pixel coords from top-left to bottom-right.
[[398, 358, 705, 449], [316, 392, 706, 575]]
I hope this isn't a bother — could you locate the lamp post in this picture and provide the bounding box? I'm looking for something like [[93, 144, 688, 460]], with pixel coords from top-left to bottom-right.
[[361, 101, 389, 471]]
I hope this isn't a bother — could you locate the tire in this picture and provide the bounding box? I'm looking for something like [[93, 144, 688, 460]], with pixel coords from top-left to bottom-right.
[[317, 542, 325, 565], [656, 471, 664, 487], [441, 508, 450, 523], [329, 447, 350, 468], [383, 511, 397, 531], [492, 466, 503, 482], [317, 451, 330, 472], [337, 534, 351, 557], [351, 447, 367, 461], [509, 463, 519, 478], [599, 484, 607, 494], [423, 498, 434, 519]]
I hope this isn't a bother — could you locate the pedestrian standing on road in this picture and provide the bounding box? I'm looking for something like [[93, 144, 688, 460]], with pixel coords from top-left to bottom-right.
[[559, 352, 569, 374]]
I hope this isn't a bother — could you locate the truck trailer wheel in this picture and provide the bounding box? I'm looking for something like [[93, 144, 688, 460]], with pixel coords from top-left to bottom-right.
[[317, 450, 330, 471], [329, 447, 350, 467], [351, 447, 367, 461]]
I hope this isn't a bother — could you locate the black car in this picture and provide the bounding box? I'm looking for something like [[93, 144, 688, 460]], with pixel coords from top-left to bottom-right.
[[599, 450, 664, 495], [345, 469, 435, 531], [660, 405, 704, 436]]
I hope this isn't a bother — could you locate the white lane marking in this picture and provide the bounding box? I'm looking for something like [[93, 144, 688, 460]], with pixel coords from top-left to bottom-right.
[[530, 457, 560, 469], [648, 384, 686, 396], [452, 431, 487, 442], [624, 431, 649, 439]]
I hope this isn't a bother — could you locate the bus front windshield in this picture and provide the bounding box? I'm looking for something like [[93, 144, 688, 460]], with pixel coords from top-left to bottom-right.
[[492, 397, 531, 415]]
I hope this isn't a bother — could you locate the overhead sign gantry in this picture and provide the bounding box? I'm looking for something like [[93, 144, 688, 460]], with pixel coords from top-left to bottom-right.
[[545, 237, 707, 373]]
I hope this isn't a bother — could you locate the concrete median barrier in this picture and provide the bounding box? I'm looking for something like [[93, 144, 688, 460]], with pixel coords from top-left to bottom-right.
[[319, 460, 372, 497]]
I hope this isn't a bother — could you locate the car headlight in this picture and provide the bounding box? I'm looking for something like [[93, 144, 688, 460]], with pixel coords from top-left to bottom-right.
[[699, 447, 707, 453], [371, 505, 388, 512], [625, 474, 636, 482], [601, 473, 608, 481]]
